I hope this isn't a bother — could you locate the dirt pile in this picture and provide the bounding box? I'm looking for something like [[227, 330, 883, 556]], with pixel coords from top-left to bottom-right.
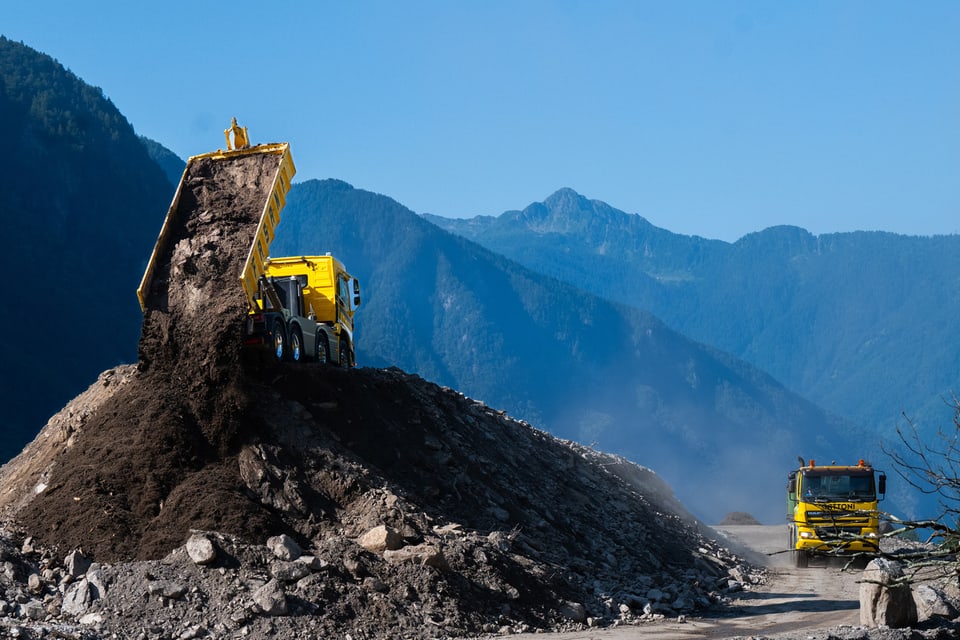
[[0, 148, 760, 637], [1, 363, 765, 637]]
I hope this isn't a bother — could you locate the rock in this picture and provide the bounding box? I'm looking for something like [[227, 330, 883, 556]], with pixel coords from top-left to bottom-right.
[[148, 580, 188, 600], [253, 579, 288, 616], [20, 600, 44, 620], [383, 544, 449, 570], [266, 535, 301, 561], [559, 600, 587, 623], [357, 525, 403, 553], [180, 625, 206, 639], [62, 579, 96, 616], [342, 555, 365, 578], [64, 550, 93, 578], [363, 576, 389, 593], [78, 612, 103, 625], [859, 558, 918, 628], [913, 583, 958, 621], [26, 573, 42, 594], [86, 567, 107, 599], [270, 561, 311, 583], [186, 534, 217, 565], [295, 555, 327, 571]]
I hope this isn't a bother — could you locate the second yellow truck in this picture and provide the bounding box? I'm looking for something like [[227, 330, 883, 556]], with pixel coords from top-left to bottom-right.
[[787, 458, 886, 567]]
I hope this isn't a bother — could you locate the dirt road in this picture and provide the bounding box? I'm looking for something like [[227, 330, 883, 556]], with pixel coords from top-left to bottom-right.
[[511, 524, 864, 640]]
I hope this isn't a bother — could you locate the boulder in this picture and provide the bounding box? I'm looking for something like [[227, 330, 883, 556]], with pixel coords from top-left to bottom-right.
[[383, 544, 449, 570], [62, 579, 96, 616], [253, 579, 288, 616], [266, 534, 301, 561], [270, 561, 312, 583], [358, 525, 403, 553], [147, 580, 188, 600], [859, 558, 917, 628], [559, 600, 587, 623], [913, 583, 958, 621], [185, 534, 217, 566], [64, 550, 92, 578]]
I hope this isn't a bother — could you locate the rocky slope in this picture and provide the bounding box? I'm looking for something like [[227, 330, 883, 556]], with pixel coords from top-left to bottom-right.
[[0, 363, 761, 638]]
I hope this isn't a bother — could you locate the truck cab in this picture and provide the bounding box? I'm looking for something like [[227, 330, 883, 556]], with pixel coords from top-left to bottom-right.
[[243, 255, 361, 367], [787, 459, 886, 567]]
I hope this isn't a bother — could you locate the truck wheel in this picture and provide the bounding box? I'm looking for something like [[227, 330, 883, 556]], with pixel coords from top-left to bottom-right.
[[315, 334, 329, 365], [793, 549, 809, 568], [338, 340, 350, 368], [290, 327, 304, 363], [271, 319, 286, 363]]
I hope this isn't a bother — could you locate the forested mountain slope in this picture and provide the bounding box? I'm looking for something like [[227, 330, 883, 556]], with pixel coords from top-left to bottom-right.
[[271, 179, 863, 523], [426, 189, 960, 440], [0, 37, 170, 461]]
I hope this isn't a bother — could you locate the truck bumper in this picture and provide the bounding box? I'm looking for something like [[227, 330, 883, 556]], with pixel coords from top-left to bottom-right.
[[796, 536, 879, 556]]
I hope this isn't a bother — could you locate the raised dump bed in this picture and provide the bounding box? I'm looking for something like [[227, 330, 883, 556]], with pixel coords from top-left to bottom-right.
[[137, 142, 296, 314]]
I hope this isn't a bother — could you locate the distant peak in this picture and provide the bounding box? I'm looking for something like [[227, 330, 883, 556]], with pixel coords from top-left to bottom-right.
[[543, 188, 589, 212]]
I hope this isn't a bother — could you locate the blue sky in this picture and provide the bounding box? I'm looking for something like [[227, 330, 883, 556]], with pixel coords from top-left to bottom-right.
[[3, 1, 958, 241]]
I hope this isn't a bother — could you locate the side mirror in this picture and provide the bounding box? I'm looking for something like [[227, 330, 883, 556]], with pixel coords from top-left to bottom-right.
[[878, 474, 886, 497], [352, 279, 362, 309]]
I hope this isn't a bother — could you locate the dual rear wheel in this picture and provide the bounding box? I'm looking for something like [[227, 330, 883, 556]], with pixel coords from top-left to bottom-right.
[[271, 320, 350, 367]]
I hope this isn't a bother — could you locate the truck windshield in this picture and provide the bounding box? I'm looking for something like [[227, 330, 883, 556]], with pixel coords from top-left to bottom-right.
[[801, 470, 875, 502]]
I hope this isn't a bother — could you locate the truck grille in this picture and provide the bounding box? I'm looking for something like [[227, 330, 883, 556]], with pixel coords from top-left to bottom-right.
[[814, 526, 862, 540]]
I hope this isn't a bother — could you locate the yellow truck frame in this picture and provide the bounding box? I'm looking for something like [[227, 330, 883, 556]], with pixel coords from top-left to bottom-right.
[[787, 458, 886, 567]]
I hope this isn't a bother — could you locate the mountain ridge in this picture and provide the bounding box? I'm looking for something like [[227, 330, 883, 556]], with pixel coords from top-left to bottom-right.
[[272, 178, 866, 523], [426, 188, 960, 445]]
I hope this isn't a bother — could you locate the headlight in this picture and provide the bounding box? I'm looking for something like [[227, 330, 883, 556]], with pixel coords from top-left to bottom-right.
[[799, 531, 815, 539]]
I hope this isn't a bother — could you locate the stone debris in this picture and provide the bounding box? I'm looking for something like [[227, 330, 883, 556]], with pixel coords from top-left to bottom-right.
[[266, 534, 301, 562], [252, 579, 288, 616], [185, 533, 217, 566], [860, 557, 918, 628], [357, 524, 403, 553]]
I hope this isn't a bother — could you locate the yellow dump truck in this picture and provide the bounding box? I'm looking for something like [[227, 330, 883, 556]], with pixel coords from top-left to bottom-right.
[[245, 255, 361, 366], [787, 458, 886, 567], [137, 120, 360, 367]]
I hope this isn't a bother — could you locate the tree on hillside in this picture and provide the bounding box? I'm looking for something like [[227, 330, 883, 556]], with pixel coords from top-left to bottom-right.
[[881, 400, 960, 570]]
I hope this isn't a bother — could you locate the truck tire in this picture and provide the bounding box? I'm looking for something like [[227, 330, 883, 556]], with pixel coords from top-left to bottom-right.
[[338, 339, 350, 368], [315, 333, 329, 365], [793, 549, 809, 568], [271, 319, 286, 363], [290, 326, 304, 363]]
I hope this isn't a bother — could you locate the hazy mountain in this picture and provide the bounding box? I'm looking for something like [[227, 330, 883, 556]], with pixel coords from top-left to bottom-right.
[[271, 179, 865, 523], [0, 37, 171, 462], [425, 190, 960, 442]]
